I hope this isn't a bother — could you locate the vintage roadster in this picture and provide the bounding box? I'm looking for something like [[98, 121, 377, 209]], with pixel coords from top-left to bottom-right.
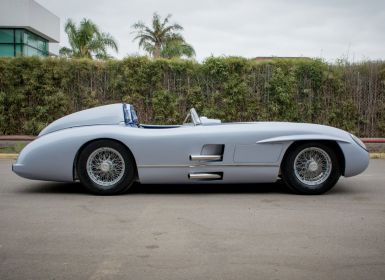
[[12, 104, 369, 195]]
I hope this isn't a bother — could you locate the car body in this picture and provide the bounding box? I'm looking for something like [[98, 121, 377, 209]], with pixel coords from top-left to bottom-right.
[[12, 103, 369, 195]]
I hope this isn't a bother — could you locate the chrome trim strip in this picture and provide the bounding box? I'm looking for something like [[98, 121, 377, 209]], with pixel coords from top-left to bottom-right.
[[188, 173, 221, 180], [138, 163, 278, 168], [190, 155, 222, 161]]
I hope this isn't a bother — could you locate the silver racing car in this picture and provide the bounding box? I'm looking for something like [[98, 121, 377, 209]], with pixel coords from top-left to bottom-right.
[[12, 103, 369, 195]]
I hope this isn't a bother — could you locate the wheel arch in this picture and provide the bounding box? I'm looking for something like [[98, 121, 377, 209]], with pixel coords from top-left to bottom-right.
[[73, 138, 138, 181], [281, 140, 346, 176]]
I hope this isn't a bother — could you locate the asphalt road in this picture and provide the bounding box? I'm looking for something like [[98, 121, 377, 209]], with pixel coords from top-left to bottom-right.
[[0, 159, 385, 280]]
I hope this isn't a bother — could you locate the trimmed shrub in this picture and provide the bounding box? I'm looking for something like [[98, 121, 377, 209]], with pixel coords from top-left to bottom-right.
[[0, 56, 384, 136]]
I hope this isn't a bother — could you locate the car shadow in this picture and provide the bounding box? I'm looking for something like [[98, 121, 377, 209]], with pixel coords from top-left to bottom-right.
[[129, 181, 291, 194], [130, 181, 355, 195], [18, 182, 89, 195], [19, 180, 293, 195], [18, 179, 355, 196]]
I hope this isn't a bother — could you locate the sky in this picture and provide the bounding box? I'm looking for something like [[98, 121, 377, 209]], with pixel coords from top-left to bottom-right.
[[36, 0, 385, 62]]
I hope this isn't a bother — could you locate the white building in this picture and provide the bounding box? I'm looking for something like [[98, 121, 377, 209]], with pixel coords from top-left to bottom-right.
[[0, 0, 60, 56]]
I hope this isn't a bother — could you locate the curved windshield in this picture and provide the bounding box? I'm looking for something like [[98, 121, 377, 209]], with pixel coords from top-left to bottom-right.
[[190, 108, 201, 126], [123, 104, 139, 127]]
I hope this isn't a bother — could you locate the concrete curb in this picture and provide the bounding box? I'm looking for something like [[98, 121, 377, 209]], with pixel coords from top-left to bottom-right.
[[0, 154, 18, 159], [370, 153, 385, 159]]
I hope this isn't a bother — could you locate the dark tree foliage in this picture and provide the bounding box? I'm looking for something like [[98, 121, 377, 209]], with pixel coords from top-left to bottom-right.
[[0, 56, 384, 136]]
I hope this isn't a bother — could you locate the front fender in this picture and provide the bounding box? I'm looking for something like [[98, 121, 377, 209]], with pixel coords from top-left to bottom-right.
[[256, 133, 369, 177], [338, 142, 369, 177]]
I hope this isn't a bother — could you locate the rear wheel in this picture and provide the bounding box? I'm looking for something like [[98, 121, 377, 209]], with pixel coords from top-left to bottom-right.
[[281, 142, 341, 195], [77, 140, 135, 195]]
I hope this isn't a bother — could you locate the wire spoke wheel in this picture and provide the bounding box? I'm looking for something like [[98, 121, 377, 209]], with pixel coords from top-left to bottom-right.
[[77, 140, 135, 195], [86, 147, 125, 188], [293, 147, 332, 187]]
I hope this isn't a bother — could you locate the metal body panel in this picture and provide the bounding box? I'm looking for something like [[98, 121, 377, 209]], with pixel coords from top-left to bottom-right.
[[39, 104, 125, 136], [13, 104, 370, 184], [338, 142, 370, 177], [234, 143, 284, 163]]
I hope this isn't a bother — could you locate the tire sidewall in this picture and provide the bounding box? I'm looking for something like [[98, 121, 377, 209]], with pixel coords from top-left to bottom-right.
[[77, 140, 135, 195], [282, 142, 341, 195]]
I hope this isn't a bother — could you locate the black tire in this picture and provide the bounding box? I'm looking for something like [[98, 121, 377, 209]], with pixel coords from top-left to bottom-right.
[[281, 142, 341, 195], [76, 140, 135, 195]]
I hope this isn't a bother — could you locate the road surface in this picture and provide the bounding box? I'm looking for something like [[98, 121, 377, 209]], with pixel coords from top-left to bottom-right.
[[0, 159, 385, 280]]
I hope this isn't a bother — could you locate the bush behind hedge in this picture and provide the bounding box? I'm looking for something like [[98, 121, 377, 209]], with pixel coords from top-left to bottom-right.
[[0, 56, 384, 136]]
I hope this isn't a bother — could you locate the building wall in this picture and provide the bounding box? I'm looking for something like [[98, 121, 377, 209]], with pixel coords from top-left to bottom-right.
[[0, 0, 60, 56], [49, 43, 60, 56]]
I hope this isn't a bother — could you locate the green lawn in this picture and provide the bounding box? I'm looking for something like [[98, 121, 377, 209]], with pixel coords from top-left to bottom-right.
[[0, 143, 26, 154]]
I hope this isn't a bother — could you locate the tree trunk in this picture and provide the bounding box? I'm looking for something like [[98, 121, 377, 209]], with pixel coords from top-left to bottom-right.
[[153, 43, 161, 58]]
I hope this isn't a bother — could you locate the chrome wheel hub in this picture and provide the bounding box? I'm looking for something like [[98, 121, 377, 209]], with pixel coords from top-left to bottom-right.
[[86, 147, 125, 188], [100, 161, 112, 172], [308, 160, 318, 172], [294, 147, 332, 187]]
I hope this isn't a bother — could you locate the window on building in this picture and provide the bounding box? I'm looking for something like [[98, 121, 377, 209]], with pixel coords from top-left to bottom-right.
[[0, 28, 49, 57], [0, 44, 14, 56], [0, 29, 14, 43]]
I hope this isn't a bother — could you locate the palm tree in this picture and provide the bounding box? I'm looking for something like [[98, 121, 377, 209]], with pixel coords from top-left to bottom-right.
[[161, 35, 195, 59], [59, 18, 118, 59], [132, 13, 195, 59]]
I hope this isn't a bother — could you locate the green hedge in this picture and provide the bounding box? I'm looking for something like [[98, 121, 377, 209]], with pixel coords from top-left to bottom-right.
[[0, 56, 384, 136]]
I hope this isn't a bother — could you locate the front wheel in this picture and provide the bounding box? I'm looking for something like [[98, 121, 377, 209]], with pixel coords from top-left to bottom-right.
[[77, 140, 135, 195], [281, 142, 341, 195]]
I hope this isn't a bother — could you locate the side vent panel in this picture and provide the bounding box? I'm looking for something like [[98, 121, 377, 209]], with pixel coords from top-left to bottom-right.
[[201, 144, 224, 156], [190, 144, 224, 162]]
